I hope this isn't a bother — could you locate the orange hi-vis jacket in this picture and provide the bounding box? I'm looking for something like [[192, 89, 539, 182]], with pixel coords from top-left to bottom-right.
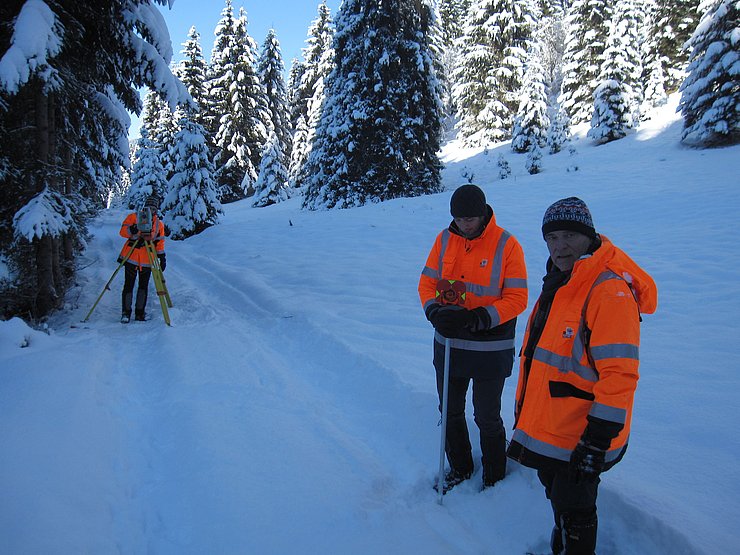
[[418, 208, 528, 377], [508, 235, 657, 470], [118, 212, 165, 268]]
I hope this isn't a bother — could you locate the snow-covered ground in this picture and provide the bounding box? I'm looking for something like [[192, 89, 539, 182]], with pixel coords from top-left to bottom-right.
[[2, 97, 739, 554]]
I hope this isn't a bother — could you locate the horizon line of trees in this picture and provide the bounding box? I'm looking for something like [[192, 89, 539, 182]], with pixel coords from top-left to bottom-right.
[[1, 0, 738, 321]]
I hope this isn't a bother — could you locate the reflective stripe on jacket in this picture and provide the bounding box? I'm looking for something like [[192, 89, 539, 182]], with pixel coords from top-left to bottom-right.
[[418, 207, 528, 368], [508, 235, 657, 469], [118, 212, 165, 268]]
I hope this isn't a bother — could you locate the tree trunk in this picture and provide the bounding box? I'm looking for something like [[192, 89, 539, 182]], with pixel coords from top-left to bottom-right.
[[33, 88, 57, 318]]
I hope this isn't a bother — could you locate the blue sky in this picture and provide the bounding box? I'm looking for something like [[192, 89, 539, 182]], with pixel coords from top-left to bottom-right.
[[130, 0, 340, 139]]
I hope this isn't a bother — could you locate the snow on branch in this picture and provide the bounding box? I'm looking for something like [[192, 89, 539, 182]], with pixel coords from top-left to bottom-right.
[[0, 0, 62, 95], [13, 187, 75, 241]]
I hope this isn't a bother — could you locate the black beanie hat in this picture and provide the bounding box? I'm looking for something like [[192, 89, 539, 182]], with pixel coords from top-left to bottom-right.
[[542, 197, 596, 239], [144, 195, 159, 209], [450, 184, 487, 218]]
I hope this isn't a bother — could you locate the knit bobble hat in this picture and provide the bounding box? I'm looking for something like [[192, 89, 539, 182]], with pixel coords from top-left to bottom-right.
[[450, 184, 487, 218], [542, 197, 597, 239]]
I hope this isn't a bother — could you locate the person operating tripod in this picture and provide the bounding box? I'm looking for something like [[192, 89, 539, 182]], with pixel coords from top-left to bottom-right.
[[119, 195, 166, 323]]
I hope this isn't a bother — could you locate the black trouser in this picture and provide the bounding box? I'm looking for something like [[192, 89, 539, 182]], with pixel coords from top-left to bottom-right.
[[122, 263, 152, 317], [537, 468, 599, 554], [435, 372, 507, 481]]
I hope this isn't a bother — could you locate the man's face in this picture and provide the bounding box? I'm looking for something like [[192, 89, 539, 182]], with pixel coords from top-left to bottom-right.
[[454, 216, 485, 238], [544, 230, 593, 271]]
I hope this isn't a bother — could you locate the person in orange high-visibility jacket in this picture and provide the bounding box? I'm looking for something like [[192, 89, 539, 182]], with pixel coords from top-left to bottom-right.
[[418, 184, 528, 493], [507, 197, 657, 554], [118, 195, 166, 323]]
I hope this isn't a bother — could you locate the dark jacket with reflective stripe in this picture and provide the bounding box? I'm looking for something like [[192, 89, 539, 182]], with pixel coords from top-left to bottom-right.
[[418, 206, 528, 378], [508, 235, 657, 470]]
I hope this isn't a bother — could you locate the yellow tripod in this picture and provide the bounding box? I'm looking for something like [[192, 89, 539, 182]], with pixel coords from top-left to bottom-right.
[[84, 239, 172, 325], [142, 239, 172, 325]]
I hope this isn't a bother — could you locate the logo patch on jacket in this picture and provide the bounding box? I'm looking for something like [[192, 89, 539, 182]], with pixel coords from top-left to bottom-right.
[[562, 327, 574, 339], [480, 259, 488, 268]]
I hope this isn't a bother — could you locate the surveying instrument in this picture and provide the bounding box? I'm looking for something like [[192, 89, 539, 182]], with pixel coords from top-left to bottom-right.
[[83, 205, 172, 325]]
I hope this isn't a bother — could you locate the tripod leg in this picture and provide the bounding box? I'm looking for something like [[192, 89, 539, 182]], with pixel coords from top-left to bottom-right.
[[83, 242, 137, 322], [144, 241, 171, 326]]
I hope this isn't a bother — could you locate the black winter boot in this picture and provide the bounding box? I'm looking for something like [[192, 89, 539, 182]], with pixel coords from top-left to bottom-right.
[[433, 468, 472, 494], [480, 432, 507, 489], [135, 287, 148, 315], [550, 524, 564, 554], [562, 512, 597, 555], [445, 412, 474, 477]]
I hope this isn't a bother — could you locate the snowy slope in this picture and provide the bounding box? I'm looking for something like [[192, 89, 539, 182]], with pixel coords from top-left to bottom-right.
[[1, 97, 739, 554]]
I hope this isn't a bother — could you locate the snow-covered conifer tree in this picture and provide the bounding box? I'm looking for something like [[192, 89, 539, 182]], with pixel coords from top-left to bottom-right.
[[253, 131, 290, 208], [164, 112, 222, 239], [258, 29, 293, 169], [678, 0, 739, 146], [434, 0, 470, 130], [546, 107, 571, 153], [289, 2, 334, 185], [559, 0, 612, 124], [511, 45, 551, 153], [588, 11, 637, 145], [453, 0, 540, 145], [302, 0, 443, 209], [208, 3, 269, 202], [126, 128, 168, 210], [526, 142, 544, 174], [176, 26, 208, 127], [654, 0, 701, 93]]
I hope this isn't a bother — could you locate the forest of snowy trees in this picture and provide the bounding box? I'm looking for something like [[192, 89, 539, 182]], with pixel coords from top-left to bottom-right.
[[0, 0, 738, 320]]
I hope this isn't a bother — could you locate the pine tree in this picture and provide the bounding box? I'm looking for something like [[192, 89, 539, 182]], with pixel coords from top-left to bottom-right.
[[126, 127, 168, 210], [208, 2, 269, 202], [678, 0, 739, 146], [546, 107, 571, 153], [163, 111, 222, 239], [253, 131, 290, 207], [453, 0, 540, 145], [434, 0, 470, 130], [512, 45, 551, 153], [617, 0, 648, 117], [258, 29, 293, 169], [654, 0, 701, 93], [534, 5, 568, 105], [289, 2, 334, 185], [525, 142, 544, 173], [588, 11, 636, 145], [559, 0, 612, 124], [639, 1, 669, 113], [302, 0, 443, 209], [176, 26, 208, 126]]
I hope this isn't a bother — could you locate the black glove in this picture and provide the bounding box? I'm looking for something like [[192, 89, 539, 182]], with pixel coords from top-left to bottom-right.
[[431, 308, 477, 338], [158, 253, 166, 271], [129, 223, 139, 235], [568, 440, 606, 484]]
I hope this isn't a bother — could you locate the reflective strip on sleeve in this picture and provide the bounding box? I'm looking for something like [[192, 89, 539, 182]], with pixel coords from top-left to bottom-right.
[[590, 343, 639, 361], [504, 277, 528, 289], [589, 402, 627, 424], [421, 266, 438, 279], [485, 305, 501, 327], [511, 429, 627, 463]]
